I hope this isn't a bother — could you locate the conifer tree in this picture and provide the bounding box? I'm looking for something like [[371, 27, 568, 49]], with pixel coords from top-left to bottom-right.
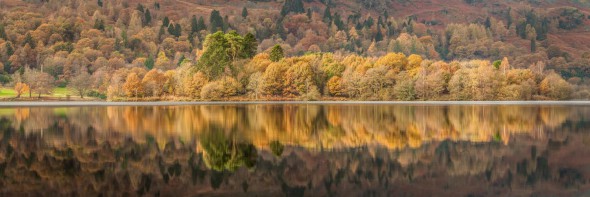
[[270, 45, 284, 62]]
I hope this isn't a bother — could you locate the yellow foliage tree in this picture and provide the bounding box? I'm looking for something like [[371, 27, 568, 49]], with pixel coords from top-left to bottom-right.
[[123, 73, 143, 98], [14, 82, 29, 98]]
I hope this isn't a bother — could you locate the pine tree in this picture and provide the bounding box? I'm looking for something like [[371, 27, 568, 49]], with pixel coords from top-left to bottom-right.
[[242, 33, 258, 58], [530, 38, 536, 52], [198, 32, 230, 78], [94, 19, 105, 30], [270, 45, 284, 62], [136, 4, 145, 13], [242, 7, 248, 18], [281, 0, 305, 16], [191, 15, 199, 34], [375, 25, 383, 42], [168, 23, 176, 36], [22, 33, 35, 49], [323, 6, 332, 22], [0, 25, 6, 40], [145, 55, 155, 69], [307, 8, 312, 19], [158, 26, 165, 41], [197, 16, 207, 32], [163, 16, 170, 27], [175, 24, 182, 37], [209, 10, 224, 33], [5, 42, 14, 57], [144, 8, 152, 26], [97, 0, 103, 7]]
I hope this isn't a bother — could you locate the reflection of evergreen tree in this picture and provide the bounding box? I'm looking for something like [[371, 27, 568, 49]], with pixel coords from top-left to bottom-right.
[[201, 129, 258, 172]]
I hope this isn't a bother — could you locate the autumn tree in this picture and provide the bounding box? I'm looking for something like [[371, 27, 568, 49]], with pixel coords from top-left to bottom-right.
[[14, 82, 29, 98], [68, 70, 92, 98], [123, 73, 143, 97], [540, 72, 572, 100]]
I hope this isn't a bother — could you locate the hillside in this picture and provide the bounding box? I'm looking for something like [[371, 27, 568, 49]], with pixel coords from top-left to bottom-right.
[[0, 0, 588, 101]]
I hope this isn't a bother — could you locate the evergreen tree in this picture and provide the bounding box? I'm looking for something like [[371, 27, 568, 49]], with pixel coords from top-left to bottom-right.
[[484, 16, 491, 29], [242, 33, 258, 58], [197, 16, 207, 32], [22, 33, 35, 49], [154, 2, 160, 10], [136, 4, 145, 13], [333, 12, 344, 30], [175, 24, 182, 37], [209, 10, 224, 33], [0, 25, 6, 40], [191, 15, 199, 34], [530, 38, 536, 52], [307, 8, 312, 19], [158, 26, 165, 41], [198, 32, 230, 79], [5, 42, 14, 57], [168, 23, 176, 36], [375, 26, 383, 42], [145, 55, 154, 69], [93, 19, 105, 30], [242, 7, 248, 18], [275, 19, 286, 40], [323, 6, 332, 22], [270, 45, 284, 62], [281, 0, 305, 16], [163, 16, 170, 27], [506, 8, 513, 28], [97, 0, 103, 7], [144, 8, 152, 26]]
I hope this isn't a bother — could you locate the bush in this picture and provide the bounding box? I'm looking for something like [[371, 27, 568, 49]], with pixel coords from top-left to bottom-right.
[[87, 90, 107, 100]]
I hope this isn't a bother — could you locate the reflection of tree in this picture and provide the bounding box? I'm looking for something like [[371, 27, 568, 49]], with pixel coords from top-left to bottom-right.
[[201, 128, 257, 172]]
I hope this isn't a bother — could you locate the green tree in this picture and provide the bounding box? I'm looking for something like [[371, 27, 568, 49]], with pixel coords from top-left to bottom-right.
[[97, 0, 103, 7], [197, 16, 207, 32], [281, 0, 305, 16], [22, 33, 36, 49], [144, 8, 152, 26], [530, 38, 536, 52], [225, 31, 244, 61], [270, 45, 284, 62], [163, 16, 170, 27], [242, 33, 258, 58], [145, 55, 155, 69], [242, 7, 248, 18], [209, 10, 224, 33], [93, 19, 105, 30], [323, 6, 332, 22], [191, 15, 199, 34], [199, 32, 230, 78], [0, 25, 6, 40]]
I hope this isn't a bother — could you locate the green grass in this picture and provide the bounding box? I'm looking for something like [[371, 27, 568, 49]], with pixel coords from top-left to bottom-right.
[[0, 88, 16, 97], [0, 87, 73, 98]]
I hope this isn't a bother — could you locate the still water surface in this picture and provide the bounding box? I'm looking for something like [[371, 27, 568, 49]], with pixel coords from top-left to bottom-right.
[[0, 104, 589, 196]]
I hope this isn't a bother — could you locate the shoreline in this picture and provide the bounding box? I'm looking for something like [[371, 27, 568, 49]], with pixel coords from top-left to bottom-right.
[[1, 101, 590, 107]]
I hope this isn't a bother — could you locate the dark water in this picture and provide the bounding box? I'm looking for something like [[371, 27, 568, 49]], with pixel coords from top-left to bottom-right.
[[0, 104, 589, 196]]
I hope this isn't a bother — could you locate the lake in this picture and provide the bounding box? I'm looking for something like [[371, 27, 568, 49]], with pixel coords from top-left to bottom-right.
[[0, 103, 589, 196]]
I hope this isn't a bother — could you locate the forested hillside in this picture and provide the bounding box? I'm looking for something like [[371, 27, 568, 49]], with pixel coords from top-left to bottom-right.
[[0, 0, 589, 100]]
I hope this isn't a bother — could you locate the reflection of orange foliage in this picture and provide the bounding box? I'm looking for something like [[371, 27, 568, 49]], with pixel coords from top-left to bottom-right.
[[0, 105, 575, 151]]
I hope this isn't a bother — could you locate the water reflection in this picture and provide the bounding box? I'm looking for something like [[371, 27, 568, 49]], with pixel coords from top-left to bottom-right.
[[0, 104, 589, 196]]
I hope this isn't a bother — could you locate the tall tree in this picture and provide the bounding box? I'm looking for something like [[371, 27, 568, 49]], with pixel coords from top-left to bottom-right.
[[242, 33, 258, 58], [199, 32, 230, 78], [144, 8, 152, 26], [242, 7, 248, 18], [197, 16, 207, 32], [191, 15, 199, 34], [209, 10, 224, 33], [281, 0, 305, 16], [97, 0, 103, 7], [163, 16, 170, 27]]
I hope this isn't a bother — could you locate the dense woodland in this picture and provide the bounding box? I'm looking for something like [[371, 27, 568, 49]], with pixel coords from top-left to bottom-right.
[[0, 0, 589, 100]]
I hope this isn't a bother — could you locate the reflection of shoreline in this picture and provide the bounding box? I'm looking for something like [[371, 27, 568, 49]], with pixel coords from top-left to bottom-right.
[[0, 105, 578, 151], [2, 101, 590, 107]]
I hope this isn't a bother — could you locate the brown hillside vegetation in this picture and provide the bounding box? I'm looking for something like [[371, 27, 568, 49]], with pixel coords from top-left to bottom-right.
[[1, 0, 590, 100]]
